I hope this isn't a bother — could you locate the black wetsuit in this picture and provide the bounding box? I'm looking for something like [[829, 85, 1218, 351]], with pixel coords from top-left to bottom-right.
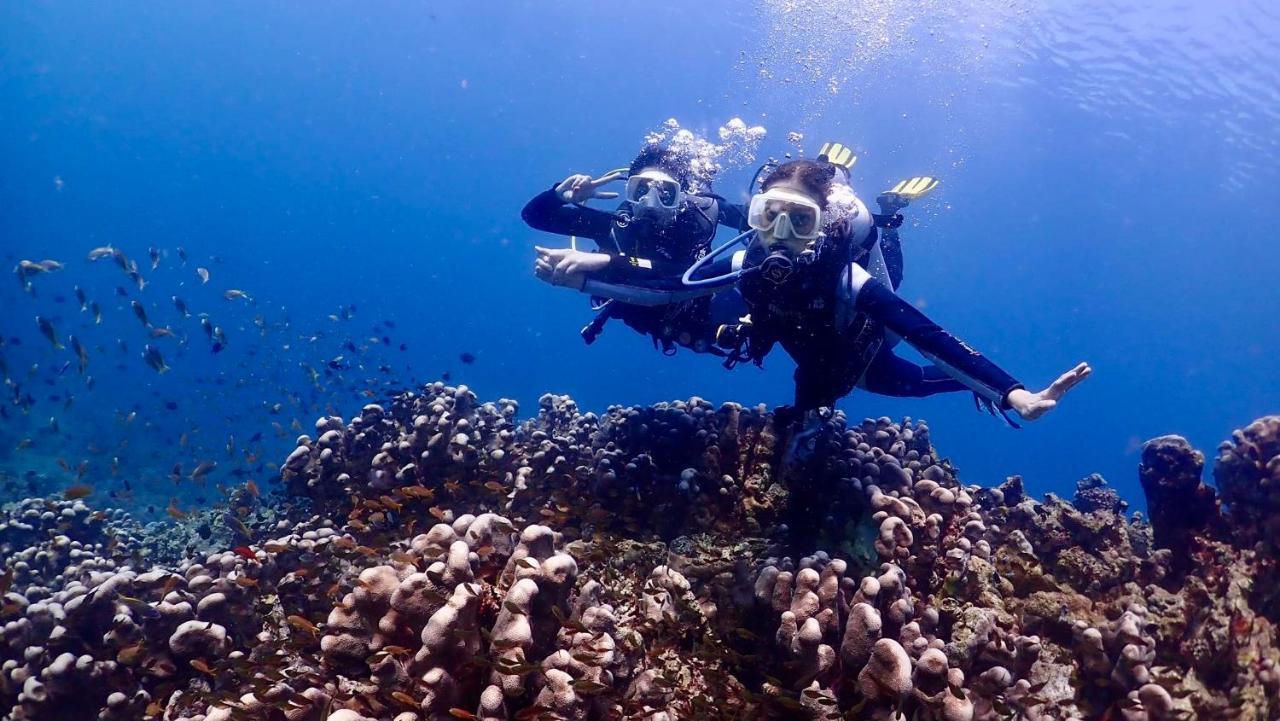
[[522, 187, 748, 352], [734, 228, 1023, 411]]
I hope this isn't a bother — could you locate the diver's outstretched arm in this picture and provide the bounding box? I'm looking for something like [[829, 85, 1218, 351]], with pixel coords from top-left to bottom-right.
[[858, 349, 968, 397], [844, 265, 1089, 420], [714, 197, 751, 232], [1004, 364, 1092, 420], [521, 182, 617, 243], [533, 247, 733, 306]]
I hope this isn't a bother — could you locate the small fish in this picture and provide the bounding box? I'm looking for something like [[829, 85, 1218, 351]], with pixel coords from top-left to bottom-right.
[[165, 498, 187, 519], [460, 352, 476, 364], [189, 659, 216, 676], [223, 289, 251, 302], [245, 480, 260, 497], [176, 246, 187, 263], [190, 460, 217, 481], [142, 344, 169, 373], [16, 260, 60, 281], [286, 614, 319, 635], [196, 267, 210, 284], [131, 300, 149, 327], [148, 247, 161, 270], [200, 317, 214, 339], [127, 268, 146, 291], [75, 286, 87, 311], [148, 326, 174, 339], [87, 246, 115, 262], [225, 512, 252, 540], [36, 316, 62, 349], [172, 296, 190, 318], [70, 336, 89, 374], [117, 643, 146, 665], [117, 595, 160, 619], [63, 483, 93, 499], [90, 301, 102, 324], [231, 546, 256, 561]]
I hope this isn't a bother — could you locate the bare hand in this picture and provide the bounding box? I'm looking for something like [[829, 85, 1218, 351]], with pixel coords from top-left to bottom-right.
[[555, 171, 624, 204], [534, 246, 611, 290], [1005, 362, 1092, 421]]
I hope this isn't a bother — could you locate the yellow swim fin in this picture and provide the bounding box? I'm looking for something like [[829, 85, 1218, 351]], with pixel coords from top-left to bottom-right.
[[878, 176, 940, 213], [817, 141, 857, 172], [886, 176, 940, 200]]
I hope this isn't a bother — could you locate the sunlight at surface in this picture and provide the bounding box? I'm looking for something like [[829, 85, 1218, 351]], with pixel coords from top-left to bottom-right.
[[746, 0, 1279, 188]]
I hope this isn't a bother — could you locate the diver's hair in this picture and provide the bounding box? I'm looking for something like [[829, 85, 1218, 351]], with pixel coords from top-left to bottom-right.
[[761, 159, 836, 210], [629, 146, 694, 191]]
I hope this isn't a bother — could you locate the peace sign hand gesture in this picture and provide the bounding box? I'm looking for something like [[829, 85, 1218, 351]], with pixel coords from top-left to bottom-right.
[[556, 171, 624, 205]]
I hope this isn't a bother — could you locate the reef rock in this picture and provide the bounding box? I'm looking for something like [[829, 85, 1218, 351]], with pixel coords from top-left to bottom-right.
[[3, 383, 1280, 721]]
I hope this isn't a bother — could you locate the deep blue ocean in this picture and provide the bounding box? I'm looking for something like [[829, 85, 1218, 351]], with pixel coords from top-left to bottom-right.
[[1, 1, 1277, 518]]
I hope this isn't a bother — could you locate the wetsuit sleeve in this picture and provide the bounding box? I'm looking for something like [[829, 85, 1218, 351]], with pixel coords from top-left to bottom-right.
[[575, 253, 736, 305], [846, 267, 1024, 407], [596, 254, 694, 285], [521, 188, 616, 246], [717, 201, 750, 232], [879, 232, 905, 291], [858, 349, 967, 397]]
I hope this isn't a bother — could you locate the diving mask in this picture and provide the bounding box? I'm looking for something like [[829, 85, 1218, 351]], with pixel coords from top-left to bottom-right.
[[747, 188, 823, 241], [625, 171, 684, 210]]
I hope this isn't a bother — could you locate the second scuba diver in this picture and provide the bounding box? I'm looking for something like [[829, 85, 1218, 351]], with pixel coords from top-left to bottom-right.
[[522, 146, 748, 355], [532, 149, 1091, 425]]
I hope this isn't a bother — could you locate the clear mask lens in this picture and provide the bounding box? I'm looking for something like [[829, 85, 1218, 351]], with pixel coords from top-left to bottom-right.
[[748, 191, 822, 240], [626, 176, 682, 208]]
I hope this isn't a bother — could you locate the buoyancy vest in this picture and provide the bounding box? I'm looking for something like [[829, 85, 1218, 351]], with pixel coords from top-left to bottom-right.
[[736, 227, 887, 383], [583, 195, 727, 353]]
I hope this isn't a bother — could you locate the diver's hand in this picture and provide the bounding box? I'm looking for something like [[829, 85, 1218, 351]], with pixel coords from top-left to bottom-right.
[[556, 171, 624, 204], [534, 247, 611, 290], [1005, 362, 1092, 421]]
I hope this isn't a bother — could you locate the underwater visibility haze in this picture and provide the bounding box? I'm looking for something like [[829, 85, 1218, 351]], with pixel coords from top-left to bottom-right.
[[1, 2, 1279, 720]]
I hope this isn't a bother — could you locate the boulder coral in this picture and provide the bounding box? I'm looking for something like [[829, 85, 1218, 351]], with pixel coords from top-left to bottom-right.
[[2, 385, 1280, 721]]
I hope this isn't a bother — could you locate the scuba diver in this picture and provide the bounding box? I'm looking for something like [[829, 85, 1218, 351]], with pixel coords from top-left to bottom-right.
[[522, 145, 748, 355], [533, 148, 1091, 424]]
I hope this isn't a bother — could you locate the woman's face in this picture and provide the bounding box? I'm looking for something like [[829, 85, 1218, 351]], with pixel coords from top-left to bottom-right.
[[753, 178, 825, 256]]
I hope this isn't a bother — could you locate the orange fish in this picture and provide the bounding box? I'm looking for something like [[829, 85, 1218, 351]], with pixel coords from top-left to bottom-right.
[[166, 499, 188, 520], [63, 484, 94, 500], [286, 614, 320, 635]]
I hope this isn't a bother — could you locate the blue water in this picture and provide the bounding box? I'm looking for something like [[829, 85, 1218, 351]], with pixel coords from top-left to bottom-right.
[[1, 1, 1277, 514]]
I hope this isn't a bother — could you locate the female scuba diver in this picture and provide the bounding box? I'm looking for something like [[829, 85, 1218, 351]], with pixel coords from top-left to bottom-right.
[[535, 154, 1090, 424], [522, 145, 749, 355]]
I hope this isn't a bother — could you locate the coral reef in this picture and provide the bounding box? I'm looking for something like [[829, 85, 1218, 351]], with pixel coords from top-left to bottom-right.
[[2, 385, 1279, 721]]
